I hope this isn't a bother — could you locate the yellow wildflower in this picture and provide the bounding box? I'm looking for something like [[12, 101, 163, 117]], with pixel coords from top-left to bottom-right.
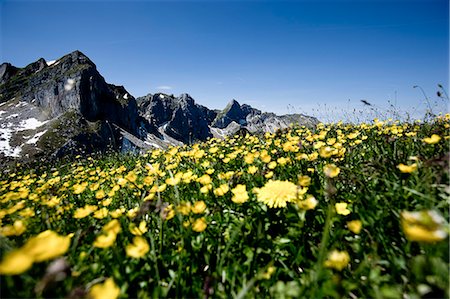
[[422, 134, 441, 144], [324, 164, 340, 178], [319, 146, 335, 158], [213, 184, 230, 196], [347, 220, 362, 234], [335, 202, 351, 216], [192, 217, 207, 232], [73, 205, 98, 219], [231, 184, 249, 204], [89, 278, 120, 299], [163, 205, 175, 221], [95, 190, 106, 199], [268, 161, 277, 169], [129, 221, 148, 236], [0, 249, 33, 275], [22, 230, 71, 262], [72, 183, 86, 195], [93, 208, 109, 219], [254, 180, 297, 208], [177, 202, 191, 215], [192, 201, 207, 214], [298, 175, 311, 187], [297, 195, 318, 210], [125, 171, 137, 183], [324, 250, 350, 271], [126, 236, 150, 258], [103, 219, 121, 234], [93, 230, 118, 248], [0, 220, 26, 236], [401, 210, 447, 243], [247, 165, 258, 174], [397, 163, 418, 173]]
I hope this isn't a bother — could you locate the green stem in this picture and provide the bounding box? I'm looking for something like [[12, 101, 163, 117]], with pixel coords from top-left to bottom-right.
[[312, 202, 334, 297]]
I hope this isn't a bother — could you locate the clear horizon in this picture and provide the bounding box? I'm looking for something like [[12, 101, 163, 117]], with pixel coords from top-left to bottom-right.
[[1, 0, 448, 121]]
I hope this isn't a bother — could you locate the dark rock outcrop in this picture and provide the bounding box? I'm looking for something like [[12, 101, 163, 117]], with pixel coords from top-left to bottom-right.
[[0, 50, 319, 164], [0, 50, 147, 161], [137, 93, 212, 144], [0, 51, 140, 136]]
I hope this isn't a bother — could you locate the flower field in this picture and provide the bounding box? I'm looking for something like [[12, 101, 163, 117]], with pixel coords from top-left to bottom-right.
[[0, 116, 449, 298]]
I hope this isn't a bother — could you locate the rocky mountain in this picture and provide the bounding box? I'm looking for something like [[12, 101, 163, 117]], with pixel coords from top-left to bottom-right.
[[137, 93, 214, 144], [0, 50, 318, 164], [0, 50, 146, 162]]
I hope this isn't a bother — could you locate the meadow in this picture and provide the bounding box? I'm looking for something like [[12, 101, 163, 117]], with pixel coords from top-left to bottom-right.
[[0, 115, 449, 298]]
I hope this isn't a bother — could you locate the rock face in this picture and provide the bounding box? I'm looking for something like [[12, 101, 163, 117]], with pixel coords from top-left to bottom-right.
[[137, 93, 213, 144], [211, 99, 318, 135], [0, 50, 144, 161], [0, 50, 319, 164]]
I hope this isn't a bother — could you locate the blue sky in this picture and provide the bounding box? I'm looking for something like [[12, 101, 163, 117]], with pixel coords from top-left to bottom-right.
[[1, 0, 448, 121]]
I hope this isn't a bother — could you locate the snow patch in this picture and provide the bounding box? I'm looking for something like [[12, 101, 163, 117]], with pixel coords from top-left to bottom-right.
[[64, 78, 76, 91], [46, 60, 60, 66], [0, 127, 22, 157], [6, 114, 19, 119], [15, 101, 28, 108], [124, 93, 129, 100], [159, 94, 165, 99], [144, 141, 161, 149], [18, 118, 49, 131], [26, 130, 47, 144]]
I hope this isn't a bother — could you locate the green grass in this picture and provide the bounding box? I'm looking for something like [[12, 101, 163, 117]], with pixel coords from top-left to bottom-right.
[[0, 115, 449, 298]]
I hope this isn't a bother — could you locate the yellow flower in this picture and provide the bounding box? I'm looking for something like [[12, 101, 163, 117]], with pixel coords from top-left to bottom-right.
[[93, 230, 118, 248], [177, 202, 191, 215], [162, 204, 174, 221], [401, 210, 447, 243], [319, 146, 335, 158], [0, 249, 33, 275], [213, 184, 230, 196], [247, 165, 258, 174], [0, 220, 26, 236], [267, 161, 277, 169], [298, 175, 311, 187], [347, 220, 362, 234], [74, 204, 98, 219], [192, 201, 207, 214], [125, 171, 137, 183], [22, 230, 71, 262], [72, 183, 86, 195], [231, 184, 249, 204], [297, 195, 318, 210], [89, 278, 120, 299], [335, 203, 351, 216], [93, 208, 109, 219], [126, 236, 150, 258], [324, 250, 350, 271], [103, 219, 122, 234], [397, 163, 418, 173], [129, 221, 148, 236], [324, 164, 340, 178], [254, 180, 297, 208], [192, 217, 207, 232], [422, 134, 441, 144], [95, 190, 106, 199]]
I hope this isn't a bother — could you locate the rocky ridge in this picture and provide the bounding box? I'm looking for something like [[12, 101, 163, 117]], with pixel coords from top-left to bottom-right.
[[0, 50, 319, 163]]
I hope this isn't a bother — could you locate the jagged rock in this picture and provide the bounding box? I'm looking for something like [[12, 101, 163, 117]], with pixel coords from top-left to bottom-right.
[[212, 99, 250, 128], [0, 50, 147, 161], [0, 50, 319, 165], [137, 93, 212, 144], [213, 99, 319, 135]]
